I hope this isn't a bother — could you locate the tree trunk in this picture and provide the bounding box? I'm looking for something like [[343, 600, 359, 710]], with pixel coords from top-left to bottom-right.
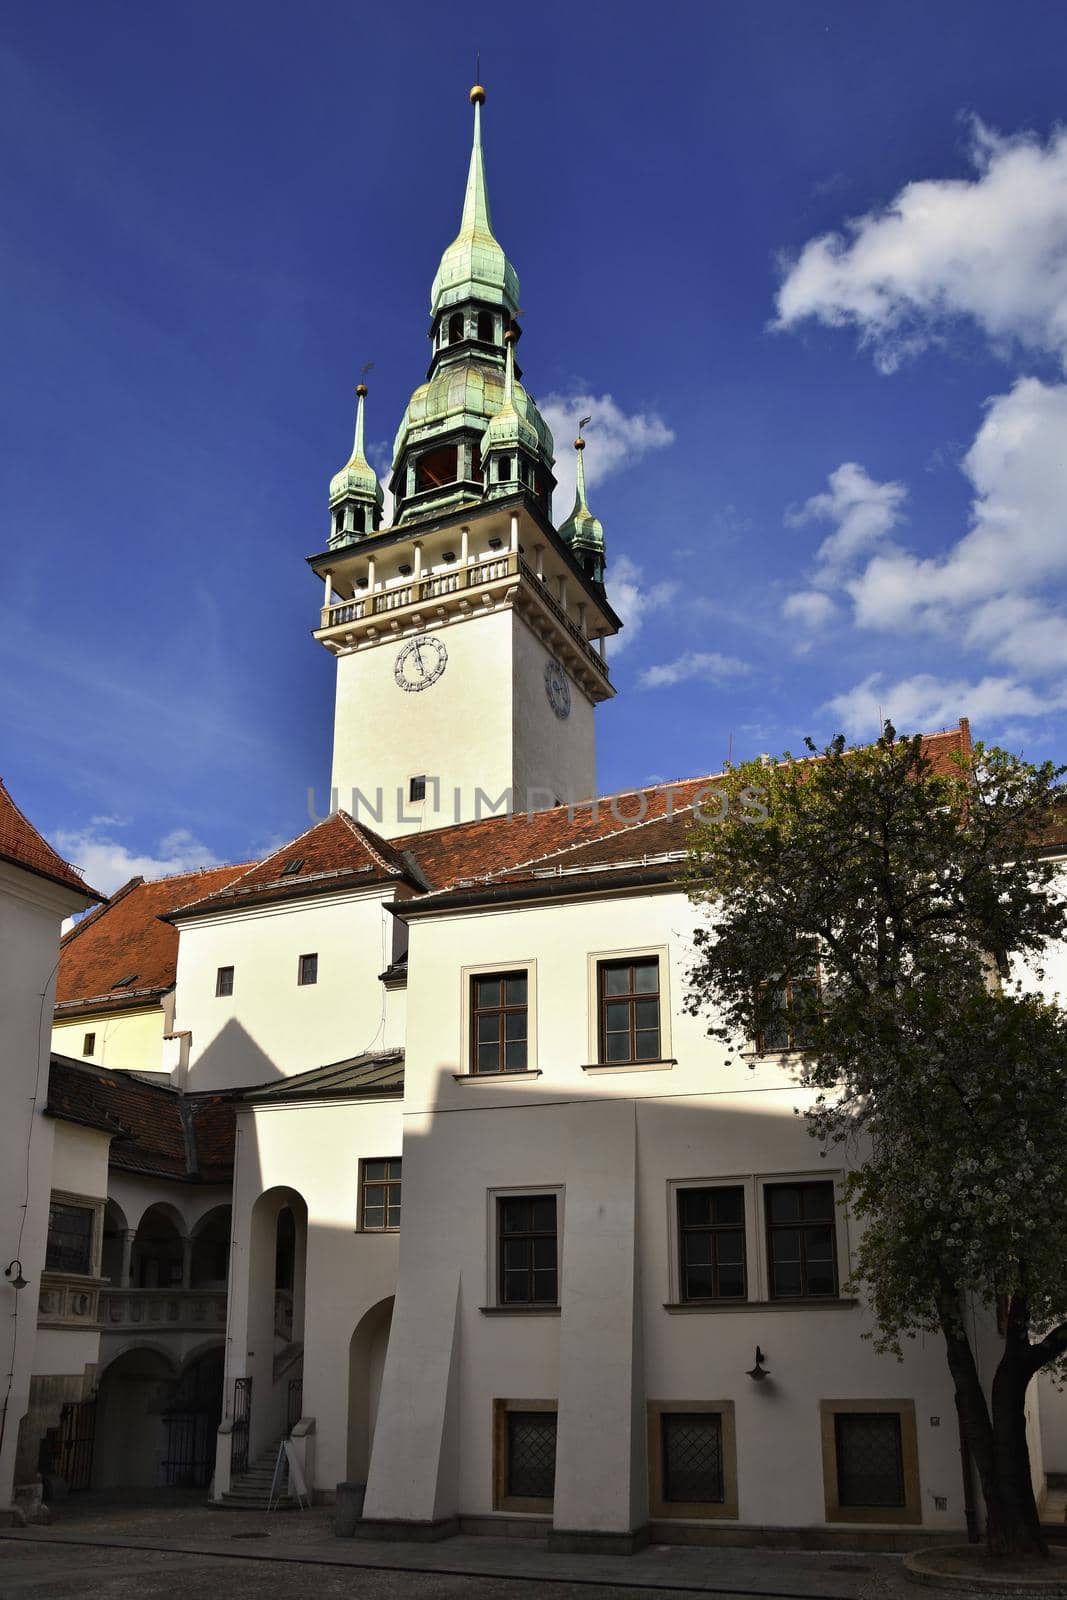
[[938, 1295, 1048, 1559]]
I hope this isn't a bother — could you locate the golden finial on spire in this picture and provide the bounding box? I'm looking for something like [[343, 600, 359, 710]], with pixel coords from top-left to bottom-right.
[[469, 83, 485, 104], [575, 413, 592, 450]]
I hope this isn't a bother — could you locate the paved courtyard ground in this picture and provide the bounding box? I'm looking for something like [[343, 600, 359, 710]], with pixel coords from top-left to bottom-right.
[[0, 1492, 939, 1599]]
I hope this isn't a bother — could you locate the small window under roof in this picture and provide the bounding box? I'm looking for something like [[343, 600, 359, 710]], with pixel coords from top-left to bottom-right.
[[280, 858, 305, 876], [111, 973, 138, 989]]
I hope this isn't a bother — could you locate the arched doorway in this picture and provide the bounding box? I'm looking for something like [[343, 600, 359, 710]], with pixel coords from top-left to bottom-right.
[[347, 1297, 394, 1483], [131, 1204, 184, 1289], [190, 1205, 231, 1290], [244, 1187, 308, 1461], [100, 1199, 129, 1285], [92, 1346, 177, 1489]]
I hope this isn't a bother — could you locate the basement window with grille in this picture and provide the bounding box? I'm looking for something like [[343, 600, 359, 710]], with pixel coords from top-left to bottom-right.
[[647, 1401, 737, 1520], [820, 1401, 921, 1524], [493, 1400, 557, 1512]]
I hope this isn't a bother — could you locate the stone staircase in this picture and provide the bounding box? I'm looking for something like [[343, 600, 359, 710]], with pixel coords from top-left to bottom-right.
[[217, 1437, 296, 1510]]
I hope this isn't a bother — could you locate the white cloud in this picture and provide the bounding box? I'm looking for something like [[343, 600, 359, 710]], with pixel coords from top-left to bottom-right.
[[606, 553, 678, 654], [54, 823, 223, 899], [782, 590, 838, 629], [639, 651, 750, 690], [775, 120, 1067, 372], [824, 672, 1067, 741], [538, 392, 674, 515], [844, 378, 1067, 633], [787, 461, 907, 578]]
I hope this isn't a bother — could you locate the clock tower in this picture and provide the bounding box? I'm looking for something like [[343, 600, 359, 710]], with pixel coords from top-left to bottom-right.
[[307, 85, 620, 838]]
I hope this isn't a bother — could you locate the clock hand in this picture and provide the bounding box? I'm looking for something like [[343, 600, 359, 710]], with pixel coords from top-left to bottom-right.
[[413, 641, 425, 676]]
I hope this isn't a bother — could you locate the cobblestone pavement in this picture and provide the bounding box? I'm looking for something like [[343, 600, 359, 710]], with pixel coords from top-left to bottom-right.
[[0, 1493, 936, 1600]]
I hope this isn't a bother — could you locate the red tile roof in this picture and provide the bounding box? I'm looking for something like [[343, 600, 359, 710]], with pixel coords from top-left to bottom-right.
[[56, 862, 251, 1014], [401, 723, 974, 902], [0, 779, 102, 900], [166, 812, 414, 919], [47, 1054, 236, 1183]]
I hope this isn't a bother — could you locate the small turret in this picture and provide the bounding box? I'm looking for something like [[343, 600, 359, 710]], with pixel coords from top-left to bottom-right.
[[329, 383, 384, 547], [557, 420, 606, 586], [480, 329, 548, 505]]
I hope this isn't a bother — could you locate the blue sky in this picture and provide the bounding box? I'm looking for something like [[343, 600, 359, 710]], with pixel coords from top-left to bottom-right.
[[4, 1, 1067, 890]]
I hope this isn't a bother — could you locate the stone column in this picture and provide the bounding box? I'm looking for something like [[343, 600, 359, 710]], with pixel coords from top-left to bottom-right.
[[323, 570, 333, 607], [367, 556, 376, 592], [413, 541, 423, 582], [509, 514, 520, 554], [120, 1230, 136, 1288], [557, 576, 568, 614], [460, 526, 470, 568], [181, 1235, 194, 1291]]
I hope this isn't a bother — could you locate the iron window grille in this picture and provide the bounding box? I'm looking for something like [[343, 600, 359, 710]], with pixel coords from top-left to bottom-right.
[[215, 965, 234, 997], [678, 1187, 747, 1301], [498, 1195, 557, 1305], [471, 971, 528, 1073], [766, 1180, 838, 1298], [661, 1412, 725, 1504], [834, 1412, 906, 1507], [597, 957, 660, 1064], [360, 1159, 402, 1231], [298, 952, 318, 986], [46, 1201, 94, 1275], [506, 1410, 557, 1501]]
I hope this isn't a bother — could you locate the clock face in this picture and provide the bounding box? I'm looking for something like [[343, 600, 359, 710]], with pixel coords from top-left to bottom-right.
[[394, 634, 448, 693], [544, 658, 571, 720]]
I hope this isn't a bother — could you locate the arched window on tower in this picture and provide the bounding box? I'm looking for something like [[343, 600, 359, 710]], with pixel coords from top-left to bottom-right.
[[477, 310, 494, 343], [335, 508, 347, 539], [496, 456, 512, 483], [353, 507, 366, 533], [415, 445, 459, 493], [448, 312, 464, 344]]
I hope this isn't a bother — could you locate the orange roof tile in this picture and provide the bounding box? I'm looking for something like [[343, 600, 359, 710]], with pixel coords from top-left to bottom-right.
[[56, 862, 251, 1013], [0, 779, 101, 900], [166, 812, 414, 919]]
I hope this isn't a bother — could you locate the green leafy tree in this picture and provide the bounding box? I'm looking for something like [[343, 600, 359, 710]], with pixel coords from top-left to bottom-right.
[[686, 729, 1067, 1558]]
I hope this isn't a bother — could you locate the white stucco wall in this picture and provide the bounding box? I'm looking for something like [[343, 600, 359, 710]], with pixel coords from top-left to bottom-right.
[[330, 605, 598, 837], [220, 1096, 403, 1495], [172, 888, 402, 1092], [0, 860, 90, 1505], [367, 886, 967, 1534]]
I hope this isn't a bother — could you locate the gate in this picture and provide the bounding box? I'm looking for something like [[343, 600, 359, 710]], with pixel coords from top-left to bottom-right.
[[41, 1398, 96, 1490], [161, 1348, 224, 1487], [231, 1376, 252, 1474]]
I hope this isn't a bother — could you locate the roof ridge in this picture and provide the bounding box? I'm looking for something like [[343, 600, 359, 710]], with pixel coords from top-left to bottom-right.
[[337, 811, 406, 876], [49, 1051, 183, 1096], [60, 874, 145, 945]]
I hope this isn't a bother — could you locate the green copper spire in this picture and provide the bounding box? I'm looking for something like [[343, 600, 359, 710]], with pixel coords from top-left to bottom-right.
[[329, 383, 384, 546], [430, 85, 519, 319], [557, 420, 606, 585]]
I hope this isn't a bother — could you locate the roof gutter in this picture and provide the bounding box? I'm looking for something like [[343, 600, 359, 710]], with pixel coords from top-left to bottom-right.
[[391, 864, 684, 920]]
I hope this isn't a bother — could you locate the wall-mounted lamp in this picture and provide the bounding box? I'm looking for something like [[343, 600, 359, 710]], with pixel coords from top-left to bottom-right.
[[487, 537, 503, 551], [747, 1345, 769, 1382], [5, 1260, 28, 1292], [398, 563, 413, 577], [442, 551, 456, 564]]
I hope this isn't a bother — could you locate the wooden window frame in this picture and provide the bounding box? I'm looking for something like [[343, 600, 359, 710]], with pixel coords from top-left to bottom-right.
[[297, 952, 318, 987], [497, 1193, 558, 1306], [493, 1398, 557, 1512], [358, 1157, 402, 1232], [765, 1179, 839, 1300], [82, 1032, 95, 1057], [470, 970, 529, 1075], [215, 965, 234, 998], [756, 968, 821, 1054], [677, 1185, 748, 1302], [408, 774, 426, 803], [597, 956, 661, 1065], [820, 1400, 921, 1524], [647, 1400, 737, 1520]]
